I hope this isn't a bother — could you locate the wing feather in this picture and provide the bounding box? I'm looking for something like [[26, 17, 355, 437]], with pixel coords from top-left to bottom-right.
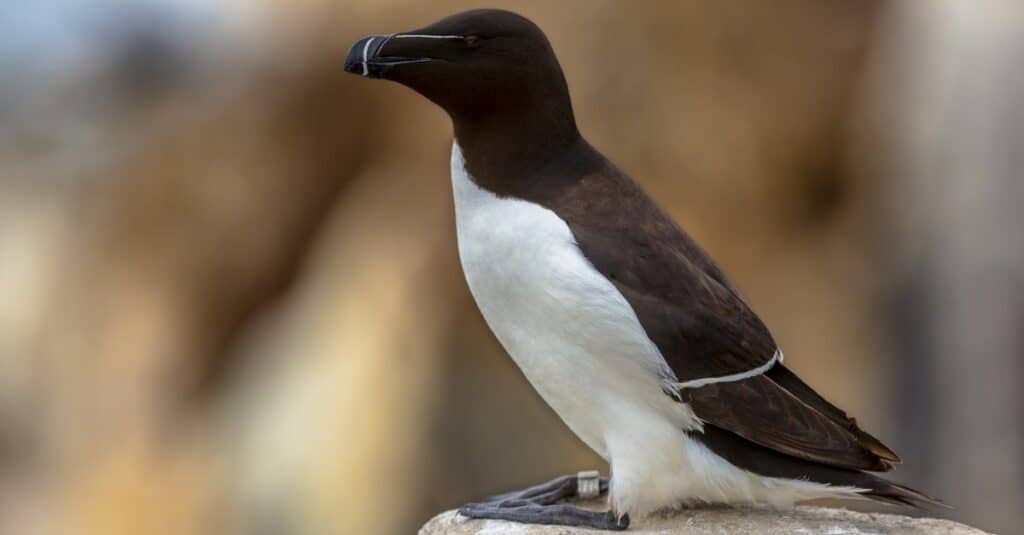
[[525, 150, 897, 472], [685, 374, 892, 471]]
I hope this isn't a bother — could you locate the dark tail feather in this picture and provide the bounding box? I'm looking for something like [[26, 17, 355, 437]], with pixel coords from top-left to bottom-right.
[[690, 425, 948, 509], [857, 475, 951, 509]]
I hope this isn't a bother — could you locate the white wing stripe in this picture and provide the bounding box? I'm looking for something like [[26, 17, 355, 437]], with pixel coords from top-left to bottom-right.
[[674, 349, 783, 390]]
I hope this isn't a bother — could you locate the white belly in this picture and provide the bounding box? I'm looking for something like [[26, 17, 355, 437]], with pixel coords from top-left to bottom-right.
[[449, 142, 862, 514]]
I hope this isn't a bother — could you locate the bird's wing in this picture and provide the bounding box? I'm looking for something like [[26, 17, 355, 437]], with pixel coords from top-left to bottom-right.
[[607, 264, 894, 471], [684, 374, 893, 470], [547, 164, 896, 472]]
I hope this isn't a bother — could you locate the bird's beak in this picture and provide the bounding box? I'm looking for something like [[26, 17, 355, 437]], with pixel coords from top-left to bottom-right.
[[344, 34, 432, 79]]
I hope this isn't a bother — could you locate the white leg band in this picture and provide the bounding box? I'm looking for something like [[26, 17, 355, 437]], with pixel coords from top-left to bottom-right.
[[577, 470, 600, 499]]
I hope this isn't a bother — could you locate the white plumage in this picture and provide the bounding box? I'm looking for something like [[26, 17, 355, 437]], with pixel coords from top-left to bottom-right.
[[450, 142, 864, 516]]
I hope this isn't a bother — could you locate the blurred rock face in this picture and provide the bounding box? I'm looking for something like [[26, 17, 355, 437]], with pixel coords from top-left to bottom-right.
[[860, 2, 1024, 531], [0, 1, 1019, 535]]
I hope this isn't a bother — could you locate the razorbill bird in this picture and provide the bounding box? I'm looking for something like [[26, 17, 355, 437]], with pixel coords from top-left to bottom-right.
[[343, 8, 942, 531]]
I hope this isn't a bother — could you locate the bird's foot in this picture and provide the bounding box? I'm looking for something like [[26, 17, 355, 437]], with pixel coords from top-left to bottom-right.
[[458, 470, 629, 531]]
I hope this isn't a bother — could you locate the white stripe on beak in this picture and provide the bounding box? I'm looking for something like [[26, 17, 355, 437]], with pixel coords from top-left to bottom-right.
[[361, 36, 377, 77]]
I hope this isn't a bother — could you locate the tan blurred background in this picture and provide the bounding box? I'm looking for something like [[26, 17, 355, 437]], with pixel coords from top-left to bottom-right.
[[1, 1, 1022, 534]]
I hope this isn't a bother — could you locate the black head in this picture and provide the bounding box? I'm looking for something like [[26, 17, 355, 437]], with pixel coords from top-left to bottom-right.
[[344, 9, 574, 127]]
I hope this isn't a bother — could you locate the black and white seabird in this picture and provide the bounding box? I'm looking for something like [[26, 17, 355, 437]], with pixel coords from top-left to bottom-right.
[[344, 9, 942, 531]]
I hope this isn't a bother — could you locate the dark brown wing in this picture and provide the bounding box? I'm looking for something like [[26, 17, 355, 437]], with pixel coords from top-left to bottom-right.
[[550, 175, 780, 383], [527, 149, 895, 471], [766, 364, 901, 463], [611, 261, 893, 471], [686, 374, 892, 470]]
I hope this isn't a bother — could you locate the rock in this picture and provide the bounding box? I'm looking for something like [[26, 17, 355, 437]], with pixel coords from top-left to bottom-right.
[[419, 499, 989, 535]]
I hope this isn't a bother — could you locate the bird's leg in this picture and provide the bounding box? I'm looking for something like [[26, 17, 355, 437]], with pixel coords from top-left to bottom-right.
[[458, 470, 629, 531]]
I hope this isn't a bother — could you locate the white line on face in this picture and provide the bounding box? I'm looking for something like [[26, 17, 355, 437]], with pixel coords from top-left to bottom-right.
[[392, 34, 464, 39]]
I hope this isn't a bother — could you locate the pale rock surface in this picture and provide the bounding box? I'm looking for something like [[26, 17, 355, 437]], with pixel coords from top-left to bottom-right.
[[419, 499, 989, 535]]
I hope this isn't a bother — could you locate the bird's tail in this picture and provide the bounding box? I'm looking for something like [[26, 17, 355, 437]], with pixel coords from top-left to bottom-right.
[[691, 425, 949, 510], [855, 472, 950, 509]]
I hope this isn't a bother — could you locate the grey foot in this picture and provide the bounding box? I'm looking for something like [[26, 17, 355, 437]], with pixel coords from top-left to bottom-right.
[[458, 472, 629, 531]]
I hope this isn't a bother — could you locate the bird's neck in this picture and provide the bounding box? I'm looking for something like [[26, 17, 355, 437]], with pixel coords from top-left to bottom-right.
[[452, 95, 581, 189]]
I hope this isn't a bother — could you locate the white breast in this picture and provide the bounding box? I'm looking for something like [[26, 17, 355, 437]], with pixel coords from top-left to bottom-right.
[[449, 141, 863, 515], [450, 141, 690, 437]]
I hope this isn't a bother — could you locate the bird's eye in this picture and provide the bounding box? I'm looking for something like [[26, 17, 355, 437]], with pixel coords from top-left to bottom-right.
[[464, 35, 481, 48]]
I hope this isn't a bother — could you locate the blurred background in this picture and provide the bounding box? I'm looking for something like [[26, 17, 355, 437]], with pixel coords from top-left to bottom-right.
[[1, 1, 1021, 534]]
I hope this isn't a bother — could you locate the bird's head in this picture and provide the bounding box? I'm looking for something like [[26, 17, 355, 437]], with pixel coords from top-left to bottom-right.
[[344, 9, 572, 124]]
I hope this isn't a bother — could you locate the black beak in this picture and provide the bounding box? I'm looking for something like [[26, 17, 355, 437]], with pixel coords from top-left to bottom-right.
[[343, 34, 430, 79]]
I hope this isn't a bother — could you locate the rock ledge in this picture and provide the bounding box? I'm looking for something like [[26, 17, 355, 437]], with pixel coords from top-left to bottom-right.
[[419, 500, 989, 534]]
